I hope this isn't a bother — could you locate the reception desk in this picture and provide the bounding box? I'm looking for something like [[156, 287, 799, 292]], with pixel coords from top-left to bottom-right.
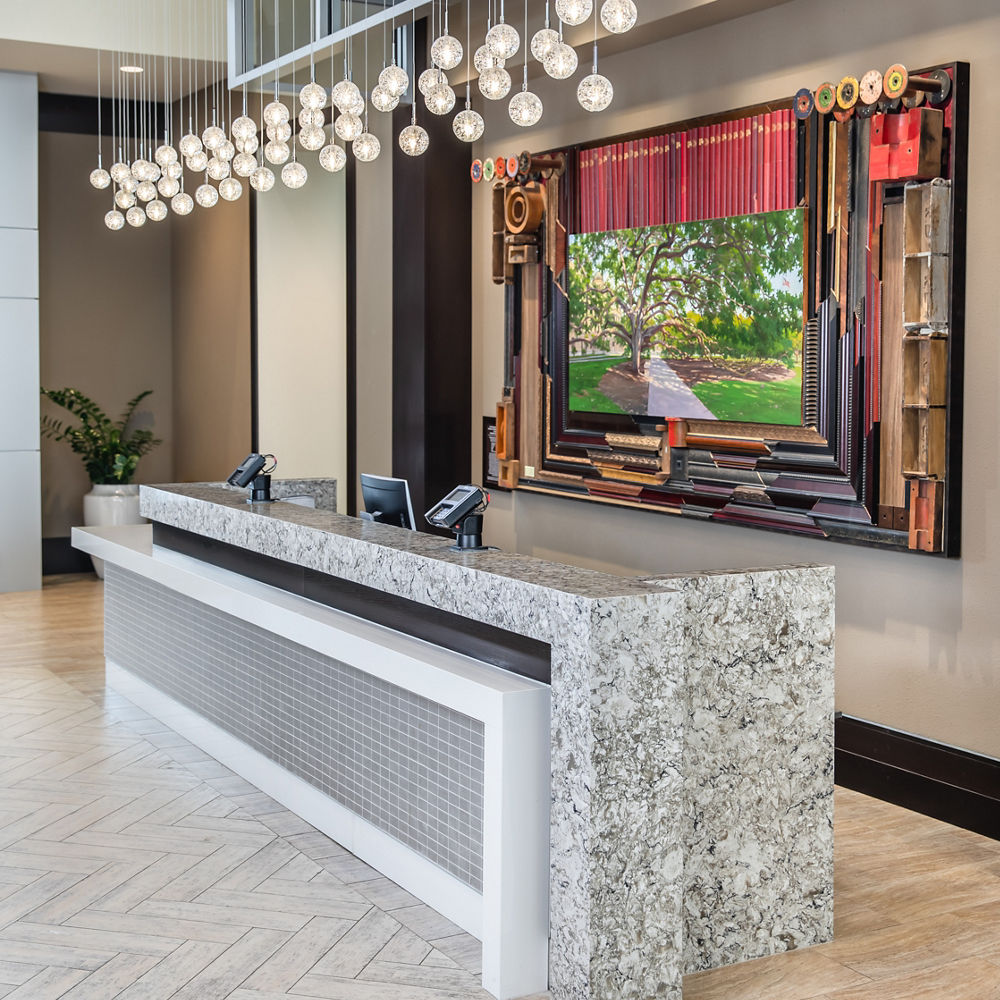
[[73, 481, 835, 1000]]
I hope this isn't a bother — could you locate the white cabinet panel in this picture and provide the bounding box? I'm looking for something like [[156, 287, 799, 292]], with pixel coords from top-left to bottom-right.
[[0, 450, 41, 592], [0, 298, 40, 452], [0, 72, 37, 230], [0, 228, 38, 299]]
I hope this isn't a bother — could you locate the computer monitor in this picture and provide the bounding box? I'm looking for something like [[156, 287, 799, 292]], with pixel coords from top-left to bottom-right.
[[360, 474, 416, 530]]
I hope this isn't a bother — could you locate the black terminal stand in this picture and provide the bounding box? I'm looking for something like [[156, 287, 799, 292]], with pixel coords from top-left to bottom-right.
[[449, 514, 487, 551], [249, 474, 273, 503]]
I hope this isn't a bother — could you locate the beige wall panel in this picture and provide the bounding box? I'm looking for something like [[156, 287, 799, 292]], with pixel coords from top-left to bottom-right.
[[473, 0, 1000, 757], [170, 197, 252, 482], [256, 164, 347, 502], [38, 131, 174, 538]]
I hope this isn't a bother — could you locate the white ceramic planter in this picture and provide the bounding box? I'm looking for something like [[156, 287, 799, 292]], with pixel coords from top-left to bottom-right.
[[82, 483, 143, 578]]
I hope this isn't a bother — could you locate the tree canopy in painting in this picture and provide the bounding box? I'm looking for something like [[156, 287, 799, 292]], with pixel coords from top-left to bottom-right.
[[568, 209, 804, 374]]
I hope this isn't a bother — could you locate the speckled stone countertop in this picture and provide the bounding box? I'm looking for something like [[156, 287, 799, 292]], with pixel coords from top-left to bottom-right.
[[140, 481, 835, 1000]]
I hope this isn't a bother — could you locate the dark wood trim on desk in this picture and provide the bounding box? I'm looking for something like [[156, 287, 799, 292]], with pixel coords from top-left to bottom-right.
[[152, 522, 552, 685], [836, 715, 1000, 841]]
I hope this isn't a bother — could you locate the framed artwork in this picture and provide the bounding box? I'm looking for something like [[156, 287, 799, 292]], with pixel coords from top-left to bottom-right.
[[489, 62, 968, 555]]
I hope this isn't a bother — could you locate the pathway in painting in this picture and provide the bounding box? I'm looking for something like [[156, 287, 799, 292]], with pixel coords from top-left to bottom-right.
[[645, 359, 717, 420]]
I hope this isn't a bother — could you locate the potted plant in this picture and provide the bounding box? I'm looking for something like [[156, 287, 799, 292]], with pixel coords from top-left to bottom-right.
[[40, 387, 161, 577]]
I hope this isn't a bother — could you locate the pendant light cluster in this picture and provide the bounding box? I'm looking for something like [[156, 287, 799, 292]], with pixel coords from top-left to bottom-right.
[[90, 0, 636, 227]]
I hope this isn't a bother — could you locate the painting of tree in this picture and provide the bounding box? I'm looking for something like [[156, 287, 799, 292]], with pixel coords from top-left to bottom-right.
[[568, 209, 805, 425]]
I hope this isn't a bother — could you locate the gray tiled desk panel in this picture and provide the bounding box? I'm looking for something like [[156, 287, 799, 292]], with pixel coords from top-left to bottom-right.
[[104, 566, 485, 890]]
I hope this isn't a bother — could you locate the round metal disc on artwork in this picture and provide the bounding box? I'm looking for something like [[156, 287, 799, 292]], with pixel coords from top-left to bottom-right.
[[884, 64, 908, 99], [832, 107, 854, 122], [794, 88, 815, 119], [506, 155, 519, 178], [836, 76, 859, 110], [471, 159, 484, 182], [901, 89, 926, 109], [483, 157, 496, 182], [518, 150, 533, 175], [926, 68, 952, 105], [494, 156, 507, 179], [860, 69, 883, 105], [876, 96, 901, 114], [815, 82, 836, 114], [856, 101, 877, 119]]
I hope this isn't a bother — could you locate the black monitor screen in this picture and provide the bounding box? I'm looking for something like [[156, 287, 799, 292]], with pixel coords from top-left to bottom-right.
[[360, 474, 415, 530]]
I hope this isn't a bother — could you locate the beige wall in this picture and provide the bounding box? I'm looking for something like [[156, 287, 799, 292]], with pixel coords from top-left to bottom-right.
[[472, 0, 1000, 758], [354, 111, 395, 510], [39, 131, 174, 537], [170, 195, 252, 482], [256, 161, 347, 503]]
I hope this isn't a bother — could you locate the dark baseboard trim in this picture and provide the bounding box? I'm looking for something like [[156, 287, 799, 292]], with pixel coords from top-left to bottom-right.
[[836, 714, 1000, 840], [42, 537, 94, 576]]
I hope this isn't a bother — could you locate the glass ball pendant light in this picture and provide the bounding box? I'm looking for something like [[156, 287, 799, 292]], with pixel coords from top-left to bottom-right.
[[426, 81, 456, 115], [544, 40, 578, 79], [532, 2, 560, 62], [281, 159, 308, 189], [157, 175, 180, 198], [145, 199, 168, 222], [371, 84, 399, 113], [298, 108, 325, 128], [110, 161, 130, 184], [136, 179, 157, 202], [354, 129, 381, 162], [164, 161, 183, 180], [202, 124, 226, 150], [600, 0, 637, 33], [479, 65, 512, 100], [186, 150, 208, 172], [114, 188, 135, 210], [432, 34, 463, 72], [126, 205, 146, 227], [216, 140, 236, 162], [418, 67, 444, 97], [486, 3, 520, 60], [207, 156, 231, 181], [264, 139, 290, 164], [299, 80, 327, 110], [319, 142, 347, 172], [334, 112, 363, 142], [298, 125, 326, 151], [105, 209, 125, 231], [233, 151, 257, 177], [263, 100, 290, 127], [331, 78, 362, 111], [231, 115, 257, 144], [219, 176, 243, 201], [250, 164, 275, 192], [453, 103, 485, 142], [195, 182, 219, 208], [171, 190, 194, 215], [154, 144, 178, 166], [120, 174, 138, 194], [556, 0, 593, 25], [475, 45, 504, 73], [379, 63, 409, 98], [399, 122, 429, 156], [509, 88, 543, 126], [578, 63, 613, 111], [90, 168, 111, 189], [341, 90, 366, 116], [268, 121, 292, 143], [238, 134, 259, 155], [179, 132, 202, 157]]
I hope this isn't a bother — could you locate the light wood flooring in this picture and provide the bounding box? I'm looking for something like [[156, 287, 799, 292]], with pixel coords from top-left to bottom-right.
[[0, 575, 998, 1000]]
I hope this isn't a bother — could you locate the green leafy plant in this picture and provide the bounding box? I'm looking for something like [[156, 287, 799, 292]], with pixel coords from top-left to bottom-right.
[[40, 387, 161, 485]]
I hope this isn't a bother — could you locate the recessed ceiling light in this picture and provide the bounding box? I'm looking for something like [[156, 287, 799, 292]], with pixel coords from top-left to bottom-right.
[[119, 65, 144, 74]]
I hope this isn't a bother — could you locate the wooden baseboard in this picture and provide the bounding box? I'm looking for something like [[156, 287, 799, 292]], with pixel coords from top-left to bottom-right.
[[836, 714, 1000, 840]]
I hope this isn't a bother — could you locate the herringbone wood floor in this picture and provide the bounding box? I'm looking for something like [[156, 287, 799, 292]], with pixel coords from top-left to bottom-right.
[[1, 576, 998, 1000]]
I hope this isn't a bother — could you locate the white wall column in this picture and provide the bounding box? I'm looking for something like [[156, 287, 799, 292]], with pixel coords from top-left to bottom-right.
[[0, 71, 40, 592]]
